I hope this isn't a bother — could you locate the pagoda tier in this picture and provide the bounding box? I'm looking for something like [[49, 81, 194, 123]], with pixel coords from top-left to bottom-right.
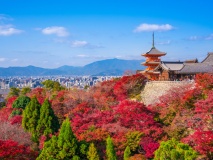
[[142, 61, 161, 66], [141, 33, 166, 80], [142, 47, 166, 57]]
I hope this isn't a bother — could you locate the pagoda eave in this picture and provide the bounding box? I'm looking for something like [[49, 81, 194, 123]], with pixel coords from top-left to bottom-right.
[[142, 62, 160, 65], [142, 53, 166, 57]]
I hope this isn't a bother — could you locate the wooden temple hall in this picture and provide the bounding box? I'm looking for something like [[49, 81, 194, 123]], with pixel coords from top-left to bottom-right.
[[139, 33, 213, 81]]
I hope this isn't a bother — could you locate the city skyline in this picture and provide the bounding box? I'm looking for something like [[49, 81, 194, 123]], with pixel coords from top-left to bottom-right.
[[0, 0, 213, 68]]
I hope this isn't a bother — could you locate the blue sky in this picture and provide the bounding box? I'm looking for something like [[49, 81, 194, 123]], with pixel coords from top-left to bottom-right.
[[0, 0, 213, 68]]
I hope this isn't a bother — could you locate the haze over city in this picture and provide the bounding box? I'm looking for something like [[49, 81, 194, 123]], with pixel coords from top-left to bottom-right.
[[0, 0, 213, 68]]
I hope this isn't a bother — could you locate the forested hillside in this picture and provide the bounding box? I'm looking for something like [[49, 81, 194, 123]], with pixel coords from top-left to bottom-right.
[[0, 73, 212, 159]]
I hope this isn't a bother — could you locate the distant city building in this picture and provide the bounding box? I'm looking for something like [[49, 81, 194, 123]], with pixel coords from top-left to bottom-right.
[[0, 76, 119, 90]]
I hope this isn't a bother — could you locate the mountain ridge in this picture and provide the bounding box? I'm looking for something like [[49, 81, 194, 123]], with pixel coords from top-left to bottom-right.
[[0, 59, 145, 76]]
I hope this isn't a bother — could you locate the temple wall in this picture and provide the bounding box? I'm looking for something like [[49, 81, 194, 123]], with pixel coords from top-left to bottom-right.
[[141, 81, 195, 106]]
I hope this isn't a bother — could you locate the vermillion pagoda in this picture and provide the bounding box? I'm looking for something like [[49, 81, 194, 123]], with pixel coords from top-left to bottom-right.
[[141, 33, 166, 80]]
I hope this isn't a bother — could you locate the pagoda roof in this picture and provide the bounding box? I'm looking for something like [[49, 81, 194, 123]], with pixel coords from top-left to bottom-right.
[[142, 47, 166, 56], [142, 33, 166, 57]]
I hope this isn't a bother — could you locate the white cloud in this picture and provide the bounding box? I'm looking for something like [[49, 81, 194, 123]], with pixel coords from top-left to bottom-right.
[[42, 26, 69, 37], [71, 40, 104, 49], [134, 23, 174, 32], [0, 58, 6, 62], [0, 25, 23, 36], [71, 40, 88, 47]]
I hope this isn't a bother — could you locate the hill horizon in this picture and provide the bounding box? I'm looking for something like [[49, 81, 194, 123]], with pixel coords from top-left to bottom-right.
[[0, 58, 145, 76]]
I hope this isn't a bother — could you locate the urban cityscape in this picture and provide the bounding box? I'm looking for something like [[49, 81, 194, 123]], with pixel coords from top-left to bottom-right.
[[0, 75, 118, 90]]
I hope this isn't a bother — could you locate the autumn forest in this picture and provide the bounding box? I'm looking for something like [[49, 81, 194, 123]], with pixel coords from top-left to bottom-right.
[[0, 73, 213, 160]]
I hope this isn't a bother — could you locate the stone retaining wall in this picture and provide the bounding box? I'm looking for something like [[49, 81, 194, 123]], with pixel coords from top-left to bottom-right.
[[141, 81, 195, 106]]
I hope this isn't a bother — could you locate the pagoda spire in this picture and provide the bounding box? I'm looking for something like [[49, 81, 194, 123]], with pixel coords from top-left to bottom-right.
[[152, 32, 155, 49]]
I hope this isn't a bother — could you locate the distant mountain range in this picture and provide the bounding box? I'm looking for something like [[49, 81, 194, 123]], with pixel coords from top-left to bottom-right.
[[0, 59, 145, 76]]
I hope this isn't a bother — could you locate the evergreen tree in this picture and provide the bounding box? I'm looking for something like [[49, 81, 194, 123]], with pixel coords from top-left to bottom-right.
[[36, 135, 58, 160], [57, 118, 78, 159], [42, 80, 65, 92], [124, 146, 131, 160], [87, 143, 99, 160], [77, 141, 89, 159], [154, 138, 197, 160], [36, 99, 60, 137], [106, 136, 117, 160], [22, 97, 40, 142], [12, 95, 31, 109], [37, 118, 78, 160]]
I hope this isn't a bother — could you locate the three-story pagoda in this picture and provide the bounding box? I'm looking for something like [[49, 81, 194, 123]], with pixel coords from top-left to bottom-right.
[[141, 33, 166, 80]]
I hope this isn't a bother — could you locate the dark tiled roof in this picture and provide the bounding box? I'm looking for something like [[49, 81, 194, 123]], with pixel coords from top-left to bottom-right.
[[142, 47, 166, 56], [202, 52, 213, 65], [177, 63, 213, 74], [155, 61, 184, 71]]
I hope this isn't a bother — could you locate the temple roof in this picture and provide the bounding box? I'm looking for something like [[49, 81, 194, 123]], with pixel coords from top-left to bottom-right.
[[177, 63, 213, 74], [149, 51, 213, 75], [201, 52, 213, 65], [155, 61, 184, 71]]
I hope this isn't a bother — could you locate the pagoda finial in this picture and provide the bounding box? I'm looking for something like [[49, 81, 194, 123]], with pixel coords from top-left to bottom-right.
[[152, 32, 155, 49]]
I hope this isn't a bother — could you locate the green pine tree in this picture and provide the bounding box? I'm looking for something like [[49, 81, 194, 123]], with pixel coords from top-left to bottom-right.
[[22, 96, 40, 142], [87, 143, 99, 160], [77, 141, 89, 159], [36, 135, 58, 160], [106, 136, 117, 160], [154, 138, 197, 160], [124, 146, 131, 160], [36, 99, 60, 138], [37, 118, 78, 160], [12, 95, 31, 109], [56, 118, 78, 160]]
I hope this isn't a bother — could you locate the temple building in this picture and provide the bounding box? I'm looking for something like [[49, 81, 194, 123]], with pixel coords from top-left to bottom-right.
[[140, 33, 166, 80], [140, 34, 213, 81]]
